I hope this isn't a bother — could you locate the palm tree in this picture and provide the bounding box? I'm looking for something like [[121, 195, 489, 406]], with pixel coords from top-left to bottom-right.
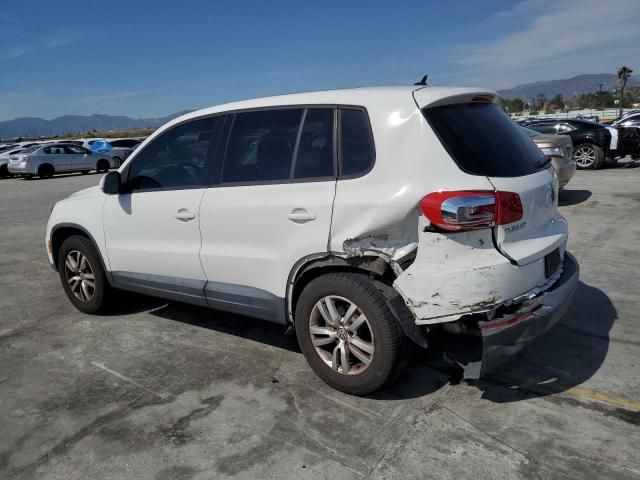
[[617, 66, 634, 116]]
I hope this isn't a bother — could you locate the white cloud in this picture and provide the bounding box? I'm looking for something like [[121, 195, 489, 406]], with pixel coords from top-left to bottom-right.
[[452, 0, 640, 88], [0, 30, 81, 61]]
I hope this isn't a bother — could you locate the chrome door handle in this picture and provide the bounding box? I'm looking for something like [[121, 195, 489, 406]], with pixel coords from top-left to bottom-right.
[[175, 208, 195, 221], [288, 209, 316, 223]]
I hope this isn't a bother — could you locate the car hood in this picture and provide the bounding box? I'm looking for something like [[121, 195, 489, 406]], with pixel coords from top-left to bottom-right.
[[68, 185, 102, 199]]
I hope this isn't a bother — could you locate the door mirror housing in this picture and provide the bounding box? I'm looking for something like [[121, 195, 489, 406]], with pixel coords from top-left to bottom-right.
[[100, 171, 121, 194]]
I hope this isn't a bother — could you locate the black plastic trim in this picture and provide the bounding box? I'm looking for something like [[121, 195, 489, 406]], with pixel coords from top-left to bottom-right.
[[49, 223, 113, 284]]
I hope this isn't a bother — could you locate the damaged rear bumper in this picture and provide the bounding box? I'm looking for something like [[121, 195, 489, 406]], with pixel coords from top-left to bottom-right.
[[446, 252, 579, 378]]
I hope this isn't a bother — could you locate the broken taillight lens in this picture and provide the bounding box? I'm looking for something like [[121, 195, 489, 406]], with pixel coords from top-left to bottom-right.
[[420, 190, 523, 231]]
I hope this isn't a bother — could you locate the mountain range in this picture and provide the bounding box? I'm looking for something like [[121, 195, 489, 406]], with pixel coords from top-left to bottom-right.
[[2, 73, 640, 138], [0, 111, 192, 140], [497, 73, 640, 101]]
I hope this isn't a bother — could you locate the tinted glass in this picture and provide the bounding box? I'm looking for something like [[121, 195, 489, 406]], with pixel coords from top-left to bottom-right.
[[44, 146, 66, 154], [19, 146, 40, 154], [222, 109, 303, 183], [294, 109, 334, 179], [522, 127, 540, 138], [340, 109, 374, 176], [423, 103, 543, 177], [529, 123, 561, 134], [64, 145, 89, 154], [127, 117, 216, 190]]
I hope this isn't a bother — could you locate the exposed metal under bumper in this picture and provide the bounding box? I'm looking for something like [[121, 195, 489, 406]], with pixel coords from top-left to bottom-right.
[[443, 252, 579, 379]]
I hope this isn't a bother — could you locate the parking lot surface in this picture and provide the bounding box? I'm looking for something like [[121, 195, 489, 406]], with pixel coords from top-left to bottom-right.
[[1, 165, 639, 479]]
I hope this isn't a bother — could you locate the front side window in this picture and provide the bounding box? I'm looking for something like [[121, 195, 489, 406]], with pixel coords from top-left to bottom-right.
[[64, 145, 90, 154], [126, 117, 216, 191], [339, 109, 375, 176]]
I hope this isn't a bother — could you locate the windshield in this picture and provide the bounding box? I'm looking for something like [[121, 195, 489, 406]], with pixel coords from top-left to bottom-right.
[[423, 103, 543, 177], [522, 127, 540, 138]]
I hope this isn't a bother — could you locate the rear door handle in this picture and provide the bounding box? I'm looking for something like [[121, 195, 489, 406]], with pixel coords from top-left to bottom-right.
[[288, 209, 316, 223], [175, 208, 196, 221]]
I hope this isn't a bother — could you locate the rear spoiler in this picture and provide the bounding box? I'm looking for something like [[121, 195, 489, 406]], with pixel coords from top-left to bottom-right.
[[413, 87, 498, 110]]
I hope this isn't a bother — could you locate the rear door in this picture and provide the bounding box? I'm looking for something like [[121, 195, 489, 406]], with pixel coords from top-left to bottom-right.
[[423, 101, 567, 266], [44, 145, 72, 171], [198, 108, 336, 321]]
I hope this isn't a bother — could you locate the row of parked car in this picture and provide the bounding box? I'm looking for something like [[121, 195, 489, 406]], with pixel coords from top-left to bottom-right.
[[517, 110, 640, 172], [0, 138, 144, 178]]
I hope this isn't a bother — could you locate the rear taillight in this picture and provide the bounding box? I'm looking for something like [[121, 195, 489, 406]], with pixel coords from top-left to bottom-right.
[[20, 155, 30, 163], [540, 146, 563, 158], [421, 190, 523, 231]]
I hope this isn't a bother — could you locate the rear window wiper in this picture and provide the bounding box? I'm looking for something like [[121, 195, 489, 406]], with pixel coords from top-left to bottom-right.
[[534, 156, 552, 169]]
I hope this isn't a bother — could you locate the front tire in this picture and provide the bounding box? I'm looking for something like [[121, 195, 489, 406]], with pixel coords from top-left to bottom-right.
[[58, 235, 113, 314], [295, 272, 408, 395], [574, 143, 604, 170]]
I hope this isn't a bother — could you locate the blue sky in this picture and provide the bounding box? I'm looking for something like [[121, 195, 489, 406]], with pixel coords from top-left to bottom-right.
[[1, 0, 638, 121]]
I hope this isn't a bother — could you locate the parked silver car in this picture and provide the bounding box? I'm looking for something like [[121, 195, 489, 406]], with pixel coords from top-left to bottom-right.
[[7, 143, 116, 179], [523, 128, 576, 187]]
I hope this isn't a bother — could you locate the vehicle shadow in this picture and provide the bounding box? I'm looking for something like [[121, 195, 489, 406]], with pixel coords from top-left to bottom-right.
[[149, 301, 300, 353], [110, 281, 609, 402], [558, 189, 592, 206], [146, 300, 448, 399], [471, 281, 617, 403]]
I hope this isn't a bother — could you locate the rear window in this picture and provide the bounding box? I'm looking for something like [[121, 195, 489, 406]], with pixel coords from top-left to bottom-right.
[[20, 146, 40, 154], [423, 103, 543, 177]]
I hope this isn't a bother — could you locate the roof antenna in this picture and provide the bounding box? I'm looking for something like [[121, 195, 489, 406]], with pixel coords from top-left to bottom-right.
[[414, 75, 428, 86]]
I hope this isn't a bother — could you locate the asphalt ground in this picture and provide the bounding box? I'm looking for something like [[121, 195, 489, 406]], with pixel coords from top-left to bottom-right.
[[1, 161, 639, 479]]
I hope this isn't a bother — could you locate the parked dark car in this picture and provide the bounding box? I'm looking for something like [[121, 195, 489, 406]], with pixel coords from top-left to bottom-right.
[[606, 111, 640, 128], [522, 119, 640, 169]]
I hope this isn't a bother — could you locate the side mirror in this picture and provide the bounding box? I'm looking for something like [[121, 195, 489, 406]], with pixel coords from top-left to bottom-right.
[[100, 171, 121, 194]]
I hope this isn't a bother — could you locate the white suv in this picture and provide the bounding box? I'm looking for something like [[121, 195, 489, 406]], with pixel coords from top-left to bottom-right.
[[46, 86, 579, 394]]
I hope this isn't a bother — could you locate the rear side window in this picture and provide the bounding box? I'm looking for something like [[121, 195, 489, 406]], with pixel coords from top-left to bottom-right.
[[222, 109, 300, 183], [339, 109, 374, 176], [424, 103, 543, 177], [294, 109, 334, 179]]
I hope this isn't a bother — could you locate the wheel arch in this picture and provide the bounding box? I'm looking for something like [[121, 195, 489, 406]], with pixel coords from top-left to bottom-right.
[[38, 163, 55, 176], [50, 223, 112, 284], [286, 253, 427, 348]]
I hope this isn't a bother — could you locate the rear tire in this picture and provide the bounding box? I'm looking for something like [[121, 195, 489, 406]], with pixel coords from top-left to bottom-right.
[[37, 164, 55, 178], [574, 143, 604, 170], [0, 164, 9, 177], [58, 235, 114, 314], [96, 159, 110, 173], [295, 272, 409, 395]]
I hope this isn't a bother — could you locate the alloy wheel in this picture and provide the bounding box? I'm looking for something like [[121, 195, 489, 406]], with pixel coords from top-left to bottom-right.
[[64, 250, 95, 302], [309, 295, 375, 375], [574, 145, 595, 168]]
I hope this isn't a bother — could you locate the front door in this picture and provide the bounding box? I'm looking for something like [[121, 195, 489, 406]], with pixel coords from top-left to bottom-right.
[[103, 116, 218, 305]]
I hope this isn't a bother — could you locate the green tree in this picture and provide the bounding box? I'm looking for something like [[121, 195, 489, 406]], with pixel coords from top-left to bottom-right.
[[535, 93, 547, 110], [550, 94, 564, 110], [617, 66, 634, 116]]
